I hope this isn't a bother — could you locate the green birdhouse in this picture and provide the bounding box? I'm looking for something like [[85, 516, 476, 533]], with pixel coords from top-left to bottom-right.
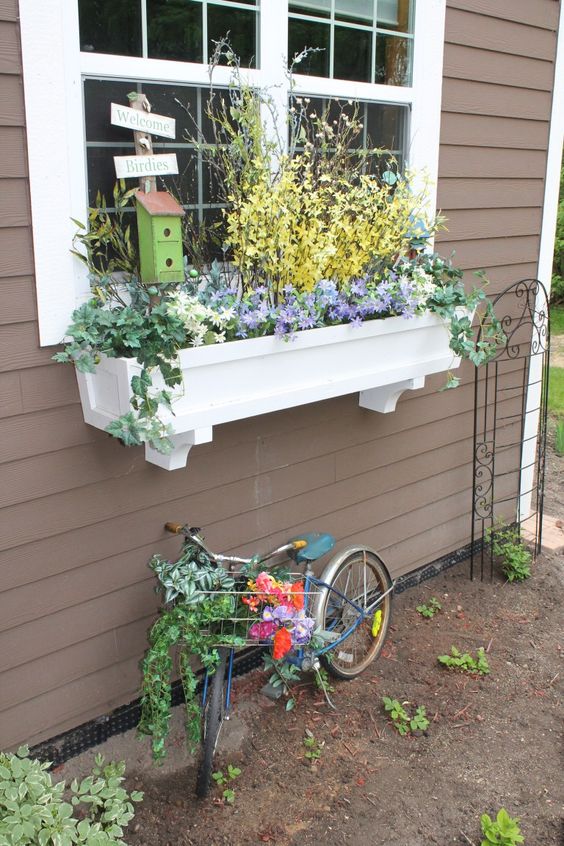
[[135, 190, 185, 285]]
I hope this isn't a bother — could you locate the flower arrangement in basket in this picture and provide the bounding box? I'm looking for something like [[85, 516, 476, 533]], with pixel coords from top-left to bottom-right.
[[244, 571, 314, 658], [138, 540, 318, 761]]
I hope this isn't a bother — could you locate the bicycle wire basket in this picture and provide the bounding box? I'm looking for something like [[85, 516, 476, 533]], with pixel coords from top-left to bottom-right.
[[195, 575, 320, 648]]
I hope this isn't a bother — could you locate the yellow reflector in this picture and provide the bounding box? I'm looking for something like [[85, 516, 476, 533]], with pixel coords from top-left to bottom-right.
[[293, 540, 308, 549], [372, 609, 382, 637]]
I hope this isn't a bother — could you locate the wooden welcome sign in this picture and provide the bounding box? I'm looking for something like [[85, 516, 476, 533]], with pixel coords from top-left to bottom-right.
[[111, 93, 179, 190]]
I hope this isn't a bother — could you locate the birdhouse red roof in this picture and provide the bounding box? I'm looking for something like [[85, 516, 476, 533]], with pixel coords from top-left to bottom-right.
[[135, 190, 185, 217]]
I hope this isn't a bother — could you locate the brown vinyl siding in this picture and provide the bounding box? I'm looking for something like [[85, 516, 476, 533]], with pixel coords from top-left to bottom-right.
[[0, 0, 559, 748]]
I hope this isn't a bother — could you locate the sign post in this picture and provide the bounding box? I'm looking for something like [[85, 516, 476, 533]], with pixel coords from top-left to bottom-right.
[[111, 93, 184, 287]]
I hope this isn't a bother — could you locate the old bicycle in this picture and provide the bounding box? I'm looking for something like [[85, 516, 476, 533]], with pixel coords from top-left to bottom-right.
[[160, 522, 394, 798]]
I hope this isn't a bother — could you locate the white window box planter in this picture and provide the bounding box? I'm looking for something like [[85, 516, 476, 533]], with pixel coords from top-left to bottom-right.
[[76, 311, 461, 471]]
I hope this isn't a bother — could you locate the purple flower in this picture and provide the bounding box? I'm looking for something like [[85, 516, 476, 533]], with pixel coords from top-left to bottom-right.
[[272, 604, 295, 623], [290, 613, 315, 645]]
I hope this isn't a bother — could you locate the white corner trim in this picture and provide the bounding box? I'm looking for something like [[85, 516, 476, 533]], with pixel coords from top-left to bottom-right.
[[409, 0, 447, 232], [20, 0, 89, 347], [538, 7, 564, 293], [519, 4, 563, 519]]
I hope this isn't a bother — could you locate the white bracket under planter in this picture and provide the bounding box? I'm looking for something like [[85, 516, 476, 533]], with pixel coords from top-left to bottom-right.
[[76, 312, 461, 471]]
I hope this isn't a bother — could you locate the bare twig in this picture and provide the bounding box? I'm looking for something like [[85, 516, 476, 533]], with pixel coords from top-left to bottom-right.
[[453, 704, 470, 720], [459, 831, 476, 846]]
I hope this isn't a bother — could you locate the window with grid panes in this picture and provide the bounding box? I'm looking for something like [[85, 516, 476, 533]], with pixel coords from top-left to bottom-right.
[[288, 1, 413, 85], [79, 0, 412, 245], [21, 0, 447, 344]]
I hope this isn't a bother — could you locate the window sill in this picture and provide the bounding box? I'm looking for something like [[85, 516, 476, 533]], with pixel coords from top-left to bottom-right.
[[76, 311, 461, 471]]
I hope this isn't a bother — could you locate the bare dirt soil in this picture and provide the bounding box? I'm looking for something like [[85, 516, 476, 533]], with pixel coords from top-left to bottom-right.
[[61, 449, 564, 846]]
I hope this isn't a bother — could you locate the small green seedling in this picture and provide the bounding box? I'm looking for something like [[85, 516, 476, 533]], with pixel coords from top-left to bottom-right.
[[303, 728, 324, 761], [416, 597, 442, 618], [480, 808, 524, 845], [382, 697, 430, 736], [438, 646, 490, 675], [212, 764, 241, 804], [486, 521, 532, 582]]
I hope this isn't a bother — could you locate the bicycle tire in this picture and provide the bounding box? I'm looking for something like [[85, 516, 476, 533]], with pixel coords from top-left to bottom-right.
[[317, 548, 392, 680], [196, 647, 228, 799]]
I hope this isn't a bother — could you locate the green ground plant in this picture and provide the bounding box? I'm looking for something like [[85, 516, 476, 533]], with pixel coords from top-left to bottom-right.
[[438, 646, 490, 675], [303, 729, 324, 761], [212, 765, 241, 805], [0, 746, 142, 846], [486, 522, 532, 582], [382, 697, 430, 735], [416, 596, 442, 618], [480, 808, 524, 845]]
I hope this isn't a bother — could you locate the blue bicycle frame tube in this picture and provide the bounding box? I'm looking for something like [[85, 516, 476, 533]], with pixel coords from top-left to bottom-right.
[[225, 648, 235, 713]]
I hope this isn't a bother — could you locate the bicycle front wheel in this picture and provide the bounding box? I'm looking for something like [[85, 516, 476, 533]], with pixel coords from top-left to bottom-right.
[[317, 548, 392, 679], [196, 647, 228, 799]]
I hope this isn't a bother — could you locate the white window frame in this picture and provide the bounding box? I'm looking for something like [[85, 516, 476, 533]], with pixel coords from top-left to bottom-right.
[[20, 0, 446, 346]]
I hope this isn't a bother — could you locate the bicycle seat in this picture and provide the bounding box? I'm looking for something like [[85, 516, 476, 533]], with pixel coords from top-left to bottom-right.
[[290, 532, 335, 563]]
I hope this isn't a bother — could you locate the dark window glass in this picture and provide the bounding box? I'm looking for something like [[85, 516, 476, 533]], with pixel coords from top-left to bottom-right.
[[375, 33, 410, 85], [377, 0, 412, 33], [333, 25, 371, 82], [147, 0, 203, 62], [78, 0, 142, 55], [365, 102, 406, 153], [289, 0, 331, 18], [288, 19, 330, 76], [334, 0, 373, 25], [207, 6, 257, 67], [289, 97, 407, 163]]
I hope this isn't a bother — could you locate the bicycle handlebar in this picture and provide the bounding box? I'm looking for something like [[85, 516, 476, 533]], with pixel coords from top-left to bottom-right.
[[164, 522, 308, 568]]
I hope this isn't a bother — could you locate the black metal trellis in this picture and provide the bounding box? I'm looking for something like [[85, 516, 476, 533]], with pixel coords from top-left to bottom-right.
[[471, 279, 550, 580]]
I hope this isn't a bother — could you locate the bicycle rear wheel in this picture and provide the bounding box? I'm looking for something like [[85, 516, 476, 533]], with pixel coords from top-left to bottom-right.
[[196, 647, 228, 799], [317, 548, 392, 679]]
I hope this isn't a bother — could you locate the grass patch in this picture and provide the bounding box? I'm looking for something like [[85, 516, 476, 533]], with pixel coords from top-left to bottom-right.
[[548, 366, 564, 418], [550, 305, 564, 336]]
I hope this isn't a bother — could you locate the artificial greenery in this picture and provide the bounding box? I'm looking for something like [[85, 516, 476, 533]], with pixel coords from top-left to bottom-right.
[[438, 646, 490, 675], [416, 596, 442, 619], [486, 522, 532, 582], [0, 747, 142, 846], [382, 697, 429, 736], [55, 47, 504, 454], [480, 808, 524, 845], [138, 547, 245, 761]]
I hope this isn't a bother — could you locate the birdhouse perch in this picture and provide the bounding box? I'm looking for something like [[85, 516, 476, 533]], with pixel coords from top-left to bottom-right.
[[135, 190, 185, 285]]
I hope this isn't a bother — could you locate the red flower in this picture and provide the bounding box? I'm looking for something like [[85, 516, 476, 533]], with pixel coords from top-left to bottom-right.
[[290, 581, 305, 610], [272, 627, 292, 659]]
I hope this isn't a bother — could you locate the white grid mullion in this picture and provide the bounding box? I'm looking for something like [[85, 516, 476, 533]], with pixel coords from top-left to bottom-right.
[[371, 0, 378, 84], [291, 71, 413, 105], [79, 52, 262, 87], [329, 0, 335, 78], [202, 0, 208, 64], [196, 86, 204, 223], [141, 0, 148, 58]]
